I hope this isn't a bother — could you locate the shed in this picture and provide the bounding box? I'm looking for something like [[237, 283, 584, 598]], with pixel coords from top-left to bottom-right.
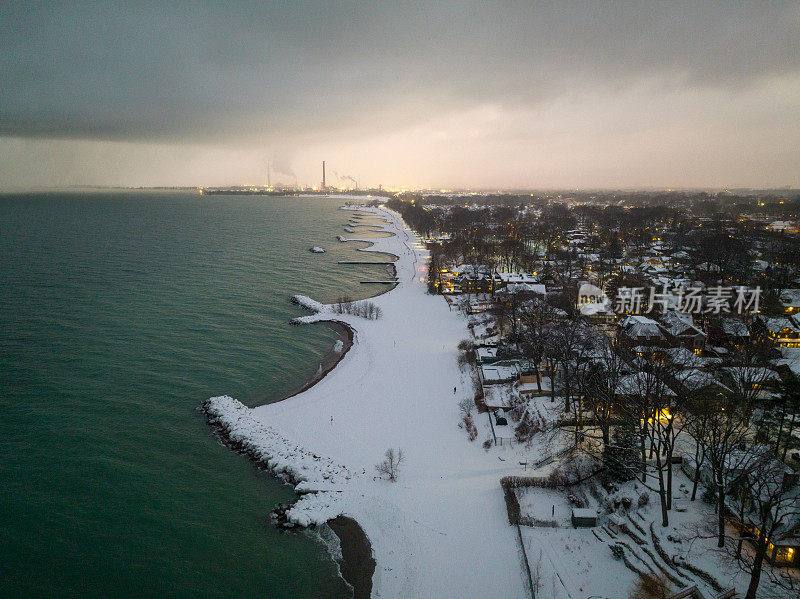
[[476, 346, 499, 364], [571, 508, 597, 528], [608, 513, 625, 534]]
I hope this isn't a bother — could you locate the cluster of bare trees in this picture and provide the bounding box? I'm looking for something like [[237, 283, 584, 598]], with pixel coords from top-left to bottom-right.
[[333, 296, 382, 319], [388, 192, 800, 597], [458, 397, 478, 441], [389, 199, 584, 282]]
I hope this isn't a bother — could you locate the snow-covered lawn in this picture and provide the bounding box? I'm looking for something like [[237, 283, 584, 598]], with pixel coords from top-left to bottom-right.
[[515, 467, 791, 598], [521, 527, 638, 598], [516, 487, 573, 524], [206, 203, 529, 598]]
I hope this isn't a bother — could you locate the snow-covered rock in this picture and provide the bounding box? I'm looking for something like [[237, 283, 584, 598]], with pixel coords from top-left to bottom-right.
[[309, 246, 325, 253], [203, 395, 354, 486], [291, 294, 327, 313]]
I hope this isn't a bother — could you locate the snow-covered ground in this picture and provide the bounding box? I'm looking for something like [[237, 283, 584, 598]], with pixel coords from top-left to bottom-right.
[[206, 203, 529, 598], [516, 467, 764, 598]]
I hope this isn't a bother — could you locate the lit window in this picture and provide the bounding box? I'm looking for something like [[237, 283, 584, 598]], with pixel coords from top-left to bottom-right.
[[775, 547, 794, 563]]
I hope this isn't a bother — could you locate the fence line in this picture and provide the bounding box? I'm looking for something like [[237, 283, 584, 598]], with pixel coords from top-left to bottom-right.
[[515, 521, 536, 599]]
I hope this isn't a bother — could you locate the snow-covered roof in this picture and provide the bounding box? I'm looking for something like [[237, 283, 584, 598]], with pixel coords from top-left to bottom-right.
[[675, 369, 729, 393], [721, 318, 750, 337], [476, 346, 498, 362], [770, 220, 798, 230], [779, 289, 800, 309], [494, 271, 539, 284], [506, 283, 546, 295], [759, 316, 800, 334], [482, 385, 514, 409], [572, 508, 596, 519], [452, 264, 492, 278], [772, 347, 800, 377], [619, 315, 664, 340], [481, 363, 520, 384], [662, 311, 694, 327], [616, 372, 676, 396], [665, 347, 703, 367], [517, 378, 552, 394], [660, 311, 705, 338]]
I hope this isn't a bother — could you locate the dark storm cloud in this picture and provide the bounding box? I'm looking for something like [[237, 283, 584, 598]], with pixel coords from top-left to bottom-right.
[[1, 1, 798, 144]]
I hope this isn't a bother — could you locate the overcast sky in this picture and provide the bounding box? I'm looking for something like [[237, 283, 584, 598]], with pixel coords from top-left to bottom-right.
[[1, 1, 799, 190]]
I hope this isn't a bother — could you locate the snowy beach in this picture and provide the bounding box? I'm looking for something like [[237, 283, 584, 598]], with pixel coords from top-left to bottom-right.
[[204, 203, 528, 598]]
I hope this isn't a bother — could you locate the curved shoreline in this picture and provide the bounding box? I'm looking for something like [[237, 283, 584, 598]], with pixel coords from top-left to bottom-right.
[[204, 206, 401, 598], [279, 320, 355, 402], [282, 211, 399, 402], [202, 395, 376, 597], [283, 211, 396, 597], [327, 516, 376, 599]]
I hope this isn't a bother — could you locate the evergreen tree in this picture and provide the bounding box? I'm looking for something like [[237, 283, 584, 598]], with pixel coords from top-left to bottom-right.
[[603, 419, 638, 483]]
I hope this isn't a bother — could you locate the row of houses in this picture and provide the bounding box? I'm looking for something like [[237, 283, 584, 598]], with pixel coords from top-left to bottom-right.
[[439, 266, 545, 295]]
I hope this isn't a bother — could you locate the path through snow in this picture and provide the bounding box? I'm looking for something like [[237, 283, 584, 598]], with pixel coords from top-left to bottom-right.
[[206, 204, 528, 598]]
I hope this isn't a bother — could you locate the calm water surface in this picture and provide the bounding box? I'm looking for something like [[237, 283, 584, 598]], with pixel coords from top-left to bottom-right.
[[0, 191, 393, 598]]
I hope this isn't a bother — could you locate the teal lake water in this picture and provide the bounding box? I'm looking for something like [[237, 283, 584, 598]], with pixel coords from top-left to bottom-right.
[[0, 192, 393, 598]]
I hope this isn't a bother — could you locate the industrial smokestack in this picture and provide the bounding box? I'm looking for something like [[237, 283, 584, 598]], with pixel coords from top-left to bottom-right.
[[322, 161, 326, 191]]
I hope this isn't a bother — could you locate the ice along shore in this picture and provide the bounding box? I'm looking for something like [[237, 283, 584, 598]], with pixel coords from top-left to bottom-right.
[[203, 203, 528, 598]]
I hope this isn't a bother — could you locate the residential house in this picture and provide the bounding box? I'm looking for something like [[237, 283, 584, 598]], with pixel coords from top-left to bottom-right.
[[779, 289, 800, 315], [754, 315, 800, 348], [616, 315, 665, 352], [660, 311, 706, 354]]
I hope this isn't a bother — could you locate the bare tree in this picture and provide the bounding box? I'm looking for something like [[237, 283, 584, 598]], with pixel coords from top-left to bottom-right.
[[686, 405, 712, 502], [614, 351, 686, 527], [772, 378, 800, 461], [726, 455, 800, 599], [581, 337, 626, 449], [548, 316, 593, 415], [697, 394, 755, 547], [458, 397, 478, 441], [530, 549, 543, 596], [724, 339, 775, 425], [376, 448, 405, 482]]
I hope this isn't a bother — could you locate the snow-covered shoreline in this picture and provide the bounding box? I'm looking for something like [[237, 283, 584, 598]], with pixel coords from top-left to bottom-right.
[[204, 202, 528, 598]]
